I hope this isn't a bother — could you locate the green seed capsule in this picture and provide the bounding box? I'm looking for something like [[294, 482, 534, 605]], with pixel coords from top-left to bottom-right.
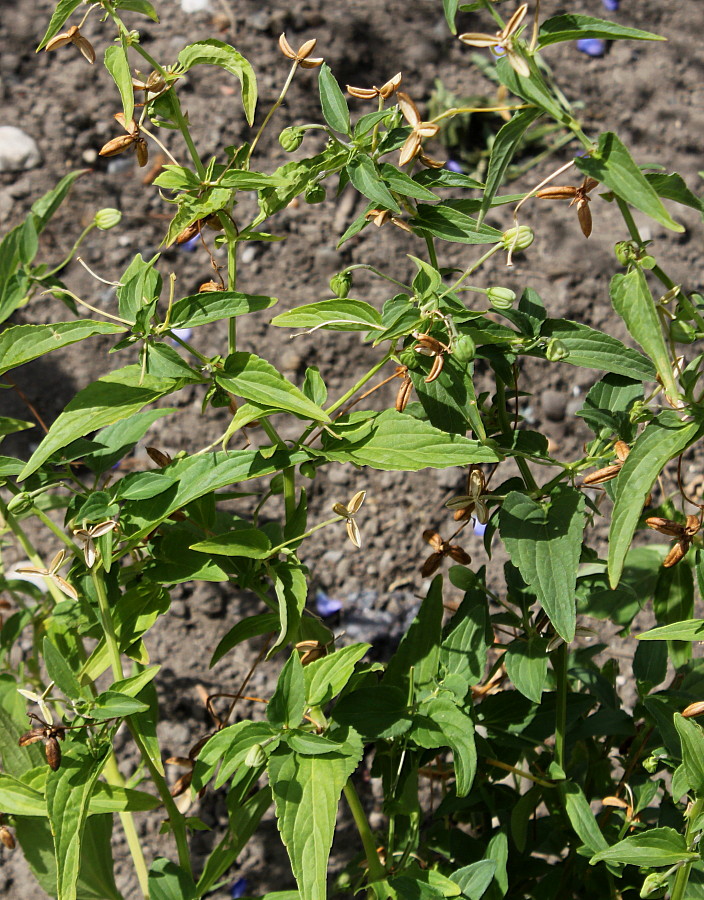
[[279, 126, 304, 151], [487, 286, 516, 310], [669, 319, 696, 343], [398, 348, 418, 369], [545, 338, 569, 362], [305, 183, 326, 204], [7, 492, 33, 515], [501, 225, 534, 253], [244, 743, 267, 768], [452, 334, 476, 364], [329, 271, 352, 298], [94, 208, 122, 230]]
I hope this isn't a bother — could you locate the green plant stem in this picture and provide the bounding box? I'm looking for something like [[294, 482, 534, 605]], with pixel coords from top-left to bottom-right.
[[215, 214, 240, 354], [0, 498, 67, 606], [91, 569, 193, 877], [43, 224, 95, 278], [267, 516, 342, 557], [167, 332, 211, 365], [671, 795, 704, 900], [495, 379, 539, 492], [295, 351, 394, 448], [343, 780, 386, 883], [615, 196, 681, 294], [553, 642, 568, 771], [103, 754, 150, 898], [424, 233, 439, 270], [442, 244, 502, 297], [282, 466, 296, 521], [246, 62, 299, 165]]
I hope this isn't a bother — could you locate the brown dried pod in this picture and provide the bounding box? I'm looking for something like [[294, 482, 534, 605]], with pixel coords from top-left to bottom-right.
[[645, 517, 686, 537], [395, 375, 413, 413], [420, 552, 443, 578], [0, 826, 15, 851], [45, 736, 61, 771], [18, 728, 46, 748], [99, 133, 137, 158], [146, 446, 172, 468], [682, 700, 704, 718], [663, 539, 688, 568], [582, 464, 623, 487], [199, 280, 223, 293], [175, 221, 201, 244], [170, 771, 193, 798], [424, 353, 445, 384], [296, 640, 328, 665], [685, 514, 701, 537], [45, 25, 96, 64], [135, 137, 149, 168]]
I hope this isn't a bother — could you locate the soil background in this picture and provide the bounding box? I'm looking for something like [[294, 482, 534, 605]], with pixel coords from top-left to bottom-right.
[[1, 0, 704, 897]]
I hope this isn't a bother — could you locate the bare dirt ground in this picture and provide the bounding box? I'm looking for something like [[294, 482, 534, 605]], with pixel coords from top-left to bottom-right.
[[1, 0, 704, 896]]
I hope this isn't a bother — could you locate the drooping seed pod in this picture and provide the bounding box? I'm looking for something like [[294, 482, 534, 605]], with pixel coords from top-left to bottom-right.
[[663, 540, 688, 568], [146, 446, 172, 468], [45, 736, 61, 771], [0, 826, 15, 850]]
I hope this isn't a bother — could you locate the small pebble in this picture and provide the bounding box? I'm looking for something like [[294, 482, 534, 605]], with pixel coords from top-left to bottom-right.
[[0, 126, 41, 173], [181, 0, 210, 11], [541, 389, 567, 422]]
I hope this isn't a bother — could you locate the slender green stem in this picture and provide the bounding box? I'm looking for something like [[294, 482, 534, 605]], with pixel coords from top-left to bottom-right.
[[167, 332, 211, 365], [424, 233, 439, 270], [267, 516, 341, 557], [343, 780, 386, 883], [214, 214, 240, 354], [553, 642, 569, 771], [103, 754, 150, 898], [0, 499, 67, 606], [283, 466, 296, 522], [671, 795, 704, 900], [43, 224, 94, 278], [91, 569, 193, 876], [441, 244, 502, 298], [245, 62, 299, 165], [495, 380, 539, 492]]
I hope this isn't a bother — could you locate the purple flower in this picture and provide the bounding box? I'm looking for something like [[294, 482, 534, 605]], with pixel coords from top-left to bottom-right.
[[230, 877, 247, 899], [602, 0, 619, 10], [315, 590, 342, 618], [577, 38, 607, 57], [445, 160, 464, 174], [473, 520, 487, 537]]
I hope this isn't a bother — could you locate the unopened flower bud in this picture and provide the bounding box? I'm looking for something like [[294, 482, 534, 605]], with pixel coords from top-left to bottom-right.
[[299, 461, 318, 479], [94, 208, 122, 230], [502, 225, 534, 253], [682, 701, 704, 718], [487, 286, 516, 310], [329, 271, 352, 298], [244, 743, 267, 768], [546, 338, 570, 362], [279, 126, 304, 152], [614, 240, 638, 267], [305, 183, 326, 204]]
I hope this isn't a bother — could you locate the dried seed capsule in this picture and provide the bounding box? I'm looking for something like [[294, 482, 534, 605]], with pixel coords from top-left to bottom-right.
[[645, 517, 685, 537], [0, 826, 15, 850], [682, 701, 704, 718], [663, 540, 688, 568], [45, 736, 61, 771], [146, 446, 172, 468]]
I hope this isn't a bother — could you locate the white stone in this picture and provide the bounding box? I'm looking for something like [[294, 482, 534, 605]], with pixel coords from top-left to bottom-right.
[[180, 0, 210, 11], [0, 126, 41, 173]]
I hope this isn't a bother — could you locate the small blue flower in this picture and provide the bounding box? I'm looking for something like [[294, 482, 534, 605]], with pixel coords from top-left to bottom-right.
[[445, 160, 464, 174], [602, 0, 619, 10], [473, 520, 487, 537], [230, 876, 247, 899], [178, 233, 200, 252], [315, 590, 342, 617], [577, 38, 607, 57]]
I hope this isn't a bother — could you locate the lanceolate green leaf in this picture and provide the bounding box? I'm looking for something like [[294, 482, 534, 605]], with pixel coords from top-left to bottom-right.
[[19, 366, 189, 481], [538, 14, 664, 48], [674, 714, 704, 794], [168, 291, 277, 328], [104, 42, 134, 127], [412, 202, 504, 244], [319, 409, 501, 470], [46, 745, 109, 900], [177, 40, 257, 124], [575, 132, 684, 233], [0, 774, 46, 816], [638, 619, 704, 642], [216, 352, 331, 423], [267, 652, 306, 729], [210, 613, 280, 667], [478, 108, 542, 227], [384, 576, 444, 696], [119, 448, 310, 539], [590, 828, 698, 868], [31, 170, 86, 233], [318, 64, 350, 135], [608, 412, 703, 587], [271, 299, 383, 332], [504, 636, 548, 704], [190, 528, 272, 558], [538, 319, 655, 381], [304, 643, 371, 707], [267, 731, 363, 900], [563, 782, 609, 857], [499, 485, 585, 641], [269, 560, 308, 656], [496, 56, 570, 125], [0, 321, 125, 376], [610, 268, 679, 400], [346, 155, 401, 214]]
